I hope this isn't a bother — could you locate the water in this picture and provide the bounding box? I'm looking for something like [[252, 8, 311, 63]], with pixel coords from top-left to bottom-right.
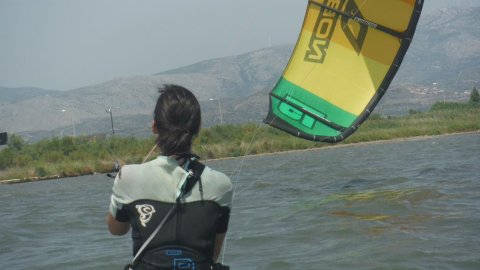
[[1, 133, 479, 270]]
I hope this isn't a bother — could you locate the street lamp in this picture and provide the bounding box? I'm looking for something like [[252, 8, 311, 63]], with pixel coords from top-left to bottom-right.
[[433, 82, 445, 103], [106, 107, 115, 137], [61, 109, 76, 137], [209, 98, 223, 125]]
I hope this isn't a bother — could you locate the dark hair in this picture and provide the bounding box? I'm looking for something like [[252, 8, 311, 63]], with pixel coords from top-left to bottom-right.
[[154, 84, 201, 156]]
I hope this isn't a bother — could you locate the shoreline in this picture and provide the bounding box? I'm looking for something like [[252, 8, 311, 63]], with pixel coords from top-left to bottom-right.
[[1, 130, 478, 185], [203, 130, 479, 161]]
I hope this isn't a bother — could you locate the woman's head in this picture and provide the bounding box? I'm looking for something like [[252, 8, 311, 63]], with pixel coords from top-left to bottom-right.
[[153, 84, 201, 156]]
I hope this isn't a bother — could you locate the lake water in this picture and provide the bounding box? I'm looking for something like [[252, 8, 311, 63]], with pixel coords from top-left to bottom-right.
[[1, 133, 479, 270]]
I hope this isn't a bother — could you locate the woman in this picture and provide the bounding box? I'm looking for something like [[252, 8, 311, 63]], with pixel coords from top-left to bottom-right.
[[107, 84, 233, 270]]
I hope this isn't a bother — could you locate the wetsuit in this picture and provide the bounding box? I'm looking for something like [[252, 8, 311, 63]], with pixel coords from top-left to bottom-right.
[[109, 156, 233, 270]]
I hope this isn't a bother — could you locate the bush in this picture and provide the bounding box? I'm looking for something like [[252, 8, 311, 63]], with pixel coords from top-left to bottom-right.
[[12, 154, 33, 167], [44, 151, 65, 163], [430, 102, 468, 111], [34, 167, 48, 177], [408, 109, 421, 115], [7, 134, 25, 151], [470, 87, 479, 104]]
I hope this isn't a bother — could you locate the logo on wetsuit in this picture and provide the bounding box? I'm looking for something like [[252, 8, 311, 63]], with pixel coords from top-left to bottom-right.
[[136, 204, 155, 227]]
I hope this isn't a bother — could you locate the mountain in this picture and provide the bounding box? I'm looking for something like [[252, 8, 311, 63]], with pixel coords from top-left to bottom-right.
[[158, 46, 292, 99], [0, 46, 291, 139], [378, 6, 480, 114], [0, 87, 60, 103], [1, 7, 479, 141], [396, 6, 480, 89]]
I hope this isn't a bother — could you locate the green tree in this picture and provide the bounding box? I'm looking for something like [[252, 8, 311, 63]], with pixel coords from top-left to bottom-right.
[[7, 134, 25, 151], [470, 87, 479, 104]]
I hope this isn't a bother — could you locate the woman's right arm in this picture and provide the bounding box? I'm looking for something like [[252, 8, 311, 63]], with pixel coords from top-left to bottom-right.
[[107, 169, 131, 236], [106, 212, 131, 235]]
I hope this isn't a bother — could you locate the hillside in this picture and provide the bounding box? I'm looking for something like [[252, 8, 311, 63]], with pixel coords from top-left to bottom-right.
[[1, 6, 479, 141], [0, 87, 60, 103], [397, 6, 480, 88]]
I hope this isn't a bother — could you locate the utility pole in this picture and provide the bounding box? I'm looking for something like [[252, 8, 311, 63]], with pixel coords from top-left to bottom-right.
[[106, 108, 115, 136], [61, 109, 76, 137], [209, 98, 223, 125]]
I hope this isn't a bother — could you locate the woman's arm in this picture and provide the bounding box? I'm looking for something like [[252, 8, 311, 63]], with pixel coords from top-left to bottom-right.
[[213, 233, 227, 262], [106, 212, 131, 235]]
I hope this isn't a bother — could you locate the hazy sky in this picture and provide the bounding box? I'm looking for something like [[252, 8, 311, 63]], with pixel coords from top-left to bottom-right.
[[0, 0, 478, 91]]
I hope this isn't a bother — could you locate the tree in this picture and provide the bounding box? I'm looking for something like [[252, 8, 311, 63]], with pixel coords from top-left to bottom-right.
[[7, 134, 25, 151], [470, 87, 480, 104]]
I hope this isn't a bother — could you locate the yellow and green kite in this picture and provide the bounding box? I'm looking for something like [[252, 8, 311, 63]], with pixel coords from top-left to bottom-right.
[[265, 0, 424, 142]]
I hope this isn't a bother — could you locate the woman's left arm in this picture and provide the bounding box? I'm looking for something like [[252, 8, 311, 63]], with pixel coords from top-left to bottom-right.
[[213, 233, 227, 262]]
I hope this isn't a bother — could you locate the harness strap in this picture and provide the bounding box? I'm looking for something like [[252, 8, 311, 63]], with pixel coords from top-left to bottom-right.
[[178, 154, 205, 201]]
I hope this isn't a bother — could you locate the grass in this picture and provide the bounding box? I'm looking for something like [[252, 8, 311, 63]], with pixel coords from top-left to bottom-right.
[[0, 102, 479, 182]]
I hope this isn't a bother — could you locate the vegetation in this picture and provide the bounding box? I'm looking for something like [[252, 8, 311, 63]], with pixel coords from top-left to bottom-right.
[[0, 102, 479, 182], [470, 87, 479, 104], [0, 135, 156, 180]]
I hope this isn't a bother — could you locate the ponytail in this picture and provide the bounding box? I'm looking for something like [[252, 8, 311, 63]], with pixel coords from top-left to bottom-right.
[[154, 84, 201, 156]]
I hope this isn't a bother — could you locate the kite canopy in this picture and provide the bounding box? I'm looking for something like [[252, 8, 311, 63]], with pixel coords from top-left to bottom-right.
[[265, 0, 424, 142]]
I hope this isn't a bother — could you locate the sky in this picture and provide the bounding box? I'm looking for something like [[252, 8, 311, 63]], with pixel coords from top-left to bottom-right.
[[0, 0, 478, 91]]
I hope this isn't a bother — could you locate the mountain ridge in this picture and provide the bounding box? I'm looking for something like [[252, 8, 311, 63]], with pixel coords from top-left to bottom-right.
[[1, 7, 479, 141]]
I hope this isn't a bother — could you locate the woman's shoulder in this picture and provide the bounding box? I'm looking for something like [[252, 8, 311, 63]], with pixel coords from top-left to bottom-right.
[[115, 161, 157, 187], [112, 157, 180, 201], [119, 156, 173, 178], [199, 166, 233, 208], [117, 162, 145, 179], [202, 166, 233, 194]]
